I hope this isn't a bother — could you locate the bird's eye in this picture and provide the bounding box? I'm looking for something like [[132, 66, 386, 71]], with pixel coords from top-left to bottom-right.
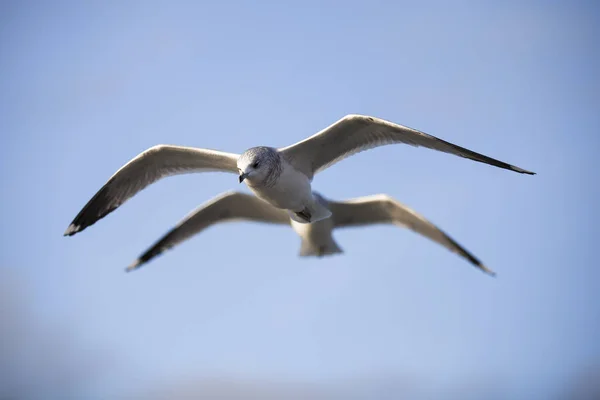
[[252, 162, 259, 168]]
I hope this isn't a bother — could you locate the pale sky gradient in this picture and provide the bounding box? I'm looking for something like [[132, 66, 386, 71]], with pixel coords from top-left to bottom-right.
[[1, 1, 599, 399]]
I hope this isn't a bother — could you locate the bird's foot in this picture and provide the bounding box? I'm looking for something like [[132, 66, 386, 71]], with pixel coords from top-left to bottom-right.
[[295, 208, 312, 223]]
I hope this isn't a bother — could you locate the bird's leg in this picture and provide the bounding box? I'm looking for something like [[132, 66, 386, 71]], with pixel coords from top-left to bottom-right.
[[295, 208, 312, 223]]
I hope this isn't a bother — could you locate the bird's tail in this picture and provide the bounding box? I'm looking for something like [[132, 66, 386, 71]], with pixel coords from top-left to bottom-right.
[[299, 238, 343, 258]]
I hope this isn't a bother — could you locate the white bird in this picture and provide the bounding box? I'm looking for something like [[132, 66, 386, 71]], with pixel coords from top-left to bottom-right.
[[64, 114, 535, 236], [125, 190, 495, 276]]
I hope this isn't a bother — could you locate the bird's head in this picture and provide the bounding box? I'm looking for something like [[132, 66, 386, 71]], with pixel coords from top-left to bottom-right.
[[237, 146, 280, 185]]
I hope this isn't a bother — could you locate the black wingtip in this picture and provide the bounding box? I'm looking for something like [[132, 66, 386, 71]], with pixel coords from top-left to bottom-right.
[[125, 261, 141, 273], [64, 184, 119, 238], [512, 166, 536, 175], [63, 224, 81, 237], [478, 263, 497, 277]]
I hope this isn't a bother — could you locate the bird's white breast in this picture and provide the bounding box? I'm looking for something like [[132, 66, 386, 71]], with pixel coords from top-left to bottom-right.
[[248, 160, 312, 211]]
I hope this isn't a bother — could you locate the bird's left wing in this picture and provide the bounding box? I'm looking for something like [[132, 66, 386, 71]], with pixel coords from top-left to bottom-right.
[[328, 194, 495, 275], [126, 191, 291, 272], [279, 114, 535, 179], [64, 145, 240, 236]]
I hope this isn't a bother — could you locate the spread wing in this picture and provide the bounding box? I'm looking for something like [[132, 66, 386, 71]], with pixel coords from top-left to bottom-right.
[[126, 191, 291, 272], [329, 194, 495, 275], [280, 114, 535, 178], [64, 145, 240, 236]]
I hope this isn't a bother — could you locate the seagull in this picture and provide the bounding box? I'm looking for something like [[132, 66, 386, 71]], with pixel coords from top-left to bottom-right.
[[125, 190, 495, 276], [64, 114, 535, 236]]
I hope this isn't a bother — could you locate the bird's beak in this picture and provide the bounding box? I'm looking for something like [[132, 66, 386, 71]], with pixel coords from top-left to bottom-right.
[[239, 173, 247, 183]]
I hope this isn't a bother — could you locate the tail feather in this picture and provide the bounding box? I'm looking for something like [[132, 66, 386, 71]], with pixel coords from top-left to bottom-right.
[[299, 239, 343, 258]]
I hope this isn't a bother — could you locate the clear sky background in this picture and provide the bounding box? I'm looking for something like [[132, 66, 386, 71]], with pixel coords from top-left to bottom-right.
[[1, 1, 599, 399]]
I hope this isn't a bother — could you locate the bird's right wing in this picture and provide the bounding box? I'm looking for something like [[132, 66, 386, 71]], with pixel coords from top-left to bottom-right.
[[64, 145, 240, 236], [126, 191, 291, 271], [280, 114, 535, 179], [329, 194, 495, 275]]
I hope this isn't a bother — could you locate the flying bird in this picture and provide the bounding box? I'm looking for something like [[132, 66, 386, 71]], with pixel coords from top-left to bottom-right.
[[125, 190, 495, 276], [64, 114, 535, 236]]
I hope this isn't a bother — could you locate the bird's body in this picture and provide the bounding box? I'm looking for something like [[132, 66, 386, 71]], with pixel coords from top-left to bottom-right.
[[124, 191, 494, 276], [246, 156, 308, 210], [64, 114, 535, 237], [241, 148, 332, 223]]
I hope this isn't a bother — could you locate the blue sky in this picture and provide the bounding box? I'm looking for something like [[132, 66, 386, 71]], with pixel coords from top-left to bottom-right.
[[1, 0, 598, 398]]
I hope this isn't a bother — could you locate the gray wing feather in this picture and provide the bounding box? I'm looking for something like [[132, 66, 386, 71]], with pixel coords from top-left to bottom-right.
[[280, 114, 535, 178], [329, 194, 495, 275], [64, 145, 240, 236], [126, 191, 291, 271]]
